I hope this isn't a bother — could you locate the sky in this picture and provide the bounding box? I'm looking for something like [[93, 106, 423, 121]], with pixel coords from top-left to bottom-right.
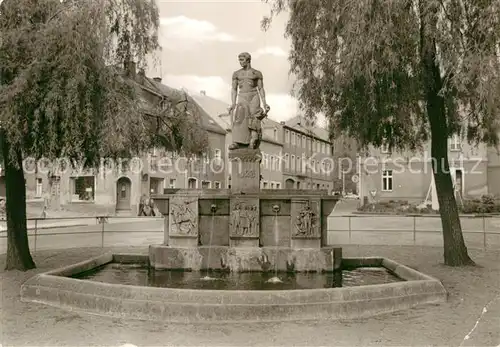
[[148, 0, 308, 124]]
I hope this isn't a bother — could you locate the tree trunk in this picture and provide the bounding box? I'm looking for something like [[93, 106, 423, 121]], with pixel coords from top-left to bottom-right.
[[429, 116, 474, 266], [420, 5, 474, 266], [1, 130, 36, 271]]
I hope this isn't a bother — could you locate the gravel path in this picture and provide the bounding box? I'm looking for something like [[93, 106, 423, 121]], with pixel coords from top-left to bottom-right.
[[1, 245, 499, 346]]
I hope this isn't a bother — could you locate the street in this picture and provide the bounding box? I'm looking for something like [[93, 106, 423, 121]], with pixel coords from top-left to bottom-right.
[[0, 219, 164, 254], [327, 215, 500, 248]]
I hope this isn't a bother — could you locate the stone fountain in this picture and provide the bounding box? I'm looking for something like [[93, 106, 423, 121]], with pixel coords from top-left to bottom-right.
[[19, 52, 447, 323], [150, 51, 340, 273], [149, 148, 339, 273]]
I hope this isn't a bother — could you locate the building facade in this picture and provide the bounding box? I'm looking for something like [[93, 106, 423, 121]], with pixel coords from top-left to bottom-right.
[[487, 147, 500, 196], [281, 116, 334, 192], [360, 134, 491, 203], [23, 70, 226, 214]]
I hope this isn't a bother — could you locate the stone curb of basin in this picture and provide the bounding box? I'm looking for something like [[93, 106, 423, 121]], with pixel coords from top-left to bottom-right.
[[20, 253, 447, 323]]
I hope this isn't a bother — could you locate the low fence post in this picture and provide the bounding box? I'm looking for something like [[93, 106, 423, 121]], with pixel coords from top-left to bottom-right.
[[348, 216, 352, 244], [482, 216, 486, 249], [97, 216, 108, 248], [34, 219, 38, 252], [413, 215, 416, 245]]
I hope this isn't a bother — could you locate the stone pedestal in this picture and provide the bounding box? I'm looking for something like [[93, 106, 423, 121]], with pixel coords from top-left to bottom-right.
[[229, 148, 262, 194], [229, 197, 259, 247], [290, 199, 321, 248], [168, 196, 198, 247]]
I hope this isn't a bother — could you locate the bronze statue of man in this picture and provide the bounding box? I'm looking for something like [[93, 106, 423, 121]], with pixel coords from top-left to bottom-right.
[[228, 52, 270, 150]]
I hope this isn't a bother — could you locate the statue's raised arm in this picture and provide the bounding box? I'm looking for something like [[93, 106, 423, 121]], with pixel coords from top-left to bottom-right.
[[228, 52, 271, 150]]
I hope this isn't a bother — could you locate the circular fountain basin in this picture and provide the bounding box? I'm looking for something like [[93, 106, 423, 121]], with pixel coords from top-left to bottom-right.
[[20, 253, 447, 323]]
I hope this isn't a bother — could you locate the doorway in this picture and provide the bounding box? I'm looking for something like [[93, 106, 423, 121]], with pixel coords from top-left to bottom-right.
[[285, 178, 295, 189], [116, 177, 132, 211]]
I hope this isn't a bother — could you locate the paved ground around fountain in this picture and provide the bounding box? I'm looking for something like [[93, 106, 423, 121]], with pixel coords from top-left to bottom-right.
[[1, 245, 499, 347]]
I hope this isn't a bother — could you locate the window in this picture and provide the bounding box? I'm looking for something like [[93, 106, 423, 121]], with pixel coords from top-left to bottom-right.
[[450, 134, 461, 151], [270, 156, 275, 171], [273, 128, 278, 141], [262, 153, 268, 169], [214, 149, 221, 160], [382, 170, 393, 191], [311, 160, 316, 173], [262, 181, 268, 189], [297, 157, 301, 172], [169, 178, 176, 188], [302, 135, 306, 148], [285, 154, 290, 169], [150, 178, 163, 194], [188, 177, 197, 189], [291, 155, 296, 170], [291, 132, 296, 145], [71, 176, 95, 201], [214, 181, 221, 189], [276, 183, 281, 189], [285, 130, 290, 143], [270, 182, 275, 189], [202, 180, 211, 189]]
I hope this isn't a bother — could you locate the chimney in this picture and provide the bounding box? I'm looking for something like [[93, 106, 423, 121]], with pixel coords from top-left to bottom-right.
[[200, 90, 206, 96], [153, 77, 162, 83], [124, 60, 136, 77]]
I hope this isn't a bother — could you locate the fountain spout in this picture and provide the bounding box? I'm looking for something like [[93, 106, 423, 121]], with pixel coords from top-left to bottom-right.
[[286, 256, 296, 272], [272, 204, 280, 213], [210, 204, 217, 213], [220, 255, 229, 272], [257, 253, 272, 272]]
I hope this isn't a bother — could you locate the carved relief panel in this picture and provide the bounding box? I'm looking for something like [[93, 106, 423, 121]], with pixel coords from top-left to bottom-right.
[[291, 199, 320, 238], [169, 196, 198, 236], [229, 198, 259, 238]]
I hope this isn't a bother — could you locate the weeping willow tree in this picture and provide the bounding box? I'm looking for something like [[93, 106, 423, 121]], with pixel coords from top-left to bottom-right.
[[0, 0, 207, 270], [263, 0, 500, 266]]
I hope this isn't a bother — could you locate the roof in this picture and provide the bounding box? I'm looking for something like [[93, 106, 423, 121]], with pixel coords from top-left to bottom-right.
[[284, 116, 331, 142], [144, 78, 226, 135], [188, 92, 283, 143], [189, 93, 232, 131]]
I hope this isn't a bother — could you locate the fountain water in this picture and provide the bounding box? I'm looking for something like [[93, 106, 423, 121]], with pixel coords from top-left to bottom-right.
[[267, 204, 282, 284], [201, 204, 218, 281]]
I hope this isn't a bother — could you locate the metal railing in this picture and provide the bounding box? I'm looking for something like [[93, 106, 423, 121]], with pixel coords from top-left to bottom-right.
[[1, 214, 499, 253], [326, 214, 500, 249], [0, 216, 164, 253]]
